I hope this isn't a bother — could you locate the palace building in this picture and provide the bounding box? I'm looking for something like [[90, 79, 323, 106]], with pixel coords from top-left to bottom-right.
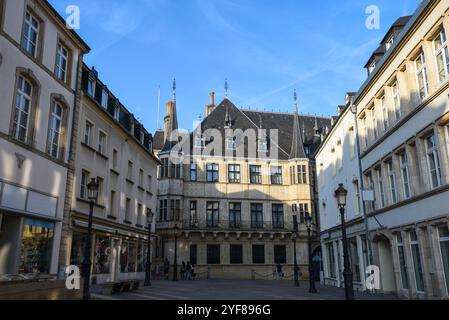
[[155, 86, 331, 279]]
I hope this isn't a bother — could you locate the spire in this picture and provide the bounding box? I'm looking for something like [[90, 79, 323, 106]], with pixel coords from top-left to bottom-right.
[[172, 78, 177, 101], [225, 78, 229, 98], [289, 89, 306, 159]]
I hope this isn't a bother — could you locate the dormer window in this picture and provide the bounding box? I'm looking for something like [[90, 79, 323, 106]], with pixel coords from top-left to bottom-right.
[[113, 105, 120, 121], [368, 61, 376, 74], [87, 79, 96, 97], [101, 88, 108, 108], [195, 135, 206, 148], [385, 35, 394, 51], [258, 140, 267, 152], [226, 137, 236, 150]]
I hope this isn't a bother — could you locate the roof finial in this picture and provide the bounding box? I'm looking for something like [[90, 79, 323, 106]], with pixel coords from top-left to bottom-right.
[[172, 78, 176, 101], [294, 89, 298, 114], [225, 78, 229, 98]]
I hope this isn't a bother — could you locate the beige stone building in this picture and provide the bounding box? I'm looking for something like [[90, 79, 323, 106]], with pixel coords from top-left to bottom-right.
[[58, 64, 160, 284], [155, 88, 330, 280], [0, 0, 89, 277], [352, 0, 449, 299]]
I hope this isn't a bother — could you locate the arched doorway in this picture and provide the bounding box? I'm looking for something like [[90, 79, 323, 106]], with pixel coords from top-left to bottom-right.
[[373, 234, 396, 293]]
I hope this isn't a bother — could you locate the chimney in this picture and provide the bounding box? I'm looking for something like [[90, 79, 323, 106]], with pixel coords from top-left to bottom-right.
[[205, 90, 216, 117]]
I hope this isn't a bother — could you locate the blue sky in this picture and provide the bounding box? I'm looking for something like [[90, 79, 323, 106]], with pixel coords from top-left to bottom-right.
[[49, 0, 420, 134]]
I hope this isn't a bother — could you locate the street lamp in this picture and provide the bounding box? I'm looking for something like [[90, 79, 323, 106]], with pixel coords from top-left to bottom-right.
[[144, 208, 154, 287], [173, 224, 179, 282], [305, 213, 317, 294], [334, 184, 355, 300], [292, 215, 300, 287], [82, 178, 99, 300]]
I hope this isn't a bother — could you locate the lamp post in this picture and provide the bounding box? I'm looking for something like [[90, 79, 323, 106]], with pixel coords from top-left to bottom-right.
[[173, 224, 179, 282], [292, 215, 300, 287], [144, 208, 154, 287], [335, 184, 355, 300], [82, 178, 99, 300], [305, 213, 317, 294]]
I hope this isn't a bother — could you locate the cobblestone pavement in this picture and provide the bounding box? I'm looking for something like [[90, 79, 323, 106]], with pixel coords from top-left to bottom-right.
[[91, 280, 399, 300]]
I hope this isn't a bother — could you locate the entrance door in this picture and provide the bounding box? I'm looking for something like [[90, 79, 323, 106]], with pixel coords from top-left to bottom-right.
[[377, 239, 396, 293]]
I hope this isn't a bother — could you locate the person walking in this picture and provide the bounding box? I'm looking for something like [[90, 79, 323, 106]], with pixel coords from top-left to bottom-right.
[[164, 258, 170, 280], [276, 263, 284, 280], [186, 261, 192, 280], [181, 261, 186, 280]]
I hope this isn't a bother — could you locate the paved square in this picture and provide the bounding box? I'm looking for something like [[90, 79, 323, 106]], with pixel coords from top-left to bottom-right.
[[91, 280, 399, 300]]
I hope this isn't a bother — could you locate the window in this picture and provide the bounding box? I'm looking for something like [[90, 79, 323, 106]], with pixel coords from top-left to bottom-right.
[[206, 202, 219, 227], [190, 162, 197, 181], [125, 198, 132, 222], [87, 78, 95, 97], [376, 167, 386, 208], [415, 52, 429, 99], [272, 204, 284, 229], [230, 245, 243, 264], [251, 203, 263, 228], [159, 200, 168, 221], [112, 149, 118, 170], [127, 161, 133, 181], [98, 131, 106, 154], [207, 245, 220, 264], [371, 107, 378, 139], [368, 61, 376, 74], [392, 81, 402, 121], [297, 165, 307, 184], [22, 12, 39, 57], [139, 169, 144, 187], [229, 203, 241, 228], [290, 166, 295, 184], [425, 132, 442, 189], [399, 151, 411, 200], [353, 180, 360, 216], [361, 115, 368, 148], [228, 164, 241, 183], [326, 243, 336, 278], [380, 94, 389, 131], [190, 244, 197, 265], [270, 166, 282, 185], [349, 238, 361, 282], [113, 104, 120, 121], [109, 190, 116, 217], [349, 128, 356, 158], [137, 203, 143, 226], [226, 137, 236, 150], [190, 201, 197, 226], [169, 200, 180, 221], [446, 124, 449, 160], [438, 226, 449, 295], [410, 231, 425, 292], [299, 203, 309, 224], [274, 245, 287, 264], [252, 245, 265, 264], [386, 35, 394, 51], [258, 140, 267, 152], [195, 135, 205, 148], [84, 120, 93, 146], [206, 163, 219, 182], [434, 29, 449, 83], [160, 158, 169, 179], [80, 170, 89, 199], [101, 89, 108, 108], [250, 165, 262, 184], [97, 177, 104, 205], [397, 234, 409, 290], [47, 102, 63, 159], [170, 161, 181, 179], [55, 43, 68, 82], [147, 175, 152, 192], [366, 172, 375, 212], [13, 76, 32, 142], [387, 160, 397, 205]]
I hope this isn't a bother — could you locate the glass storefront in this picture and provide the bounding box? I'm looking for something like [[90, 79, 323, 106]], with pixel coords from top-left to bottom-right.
[[120, 241, 129, 273], [438, 226, 449, 296], [128, 242, 137, 273], [19, 219, 55, 274], [70, 232, 87, 270], [93, 236, 111, 275]]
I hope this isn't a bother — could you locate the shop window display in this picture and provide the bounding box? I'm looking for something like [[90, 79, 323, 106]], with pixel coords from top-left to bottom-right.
[[93, 236, 111, 274]]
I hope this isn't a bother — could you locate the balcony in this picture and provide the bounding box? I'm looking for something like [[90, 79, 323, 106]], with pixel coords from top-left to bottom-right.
[[181, 219, 289, 231]]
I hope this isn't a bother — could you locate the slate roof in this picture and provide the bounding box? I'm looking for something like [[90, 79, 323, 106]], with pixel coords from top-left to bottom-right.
[[160, 98, 331, 161], [153, 130, 165, 151]]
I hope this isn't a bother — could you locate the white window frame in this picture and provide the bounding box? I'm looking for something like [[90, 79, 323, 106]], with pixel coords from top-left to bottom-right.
[[433, 29, 449, 84], [399, 151, 411, 200], [84, 120, 93, 146], [415, 52, 429, 100], [425, 132, 442, 190], [258, 139, 267, 152], [87, 79, 96, 97], [195, 136, 205, 148], [392, 80, 402, 121], [386, 35, 394, 51], [55, 43, 68, 82], [101, 89, 108, 108], [80, 170, 89, 199], [371, 108, 378, 140], [22, 12, 39, 57], [387, 160, 397, 205], [14, 76, 32, 142], [380, 94, 389, 131], [409, 231, 425, 293], [376, 167, 386, 208], [48, 101, 63, 158], [226, 137, 236, 150], [98, 130, 107, 154]]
